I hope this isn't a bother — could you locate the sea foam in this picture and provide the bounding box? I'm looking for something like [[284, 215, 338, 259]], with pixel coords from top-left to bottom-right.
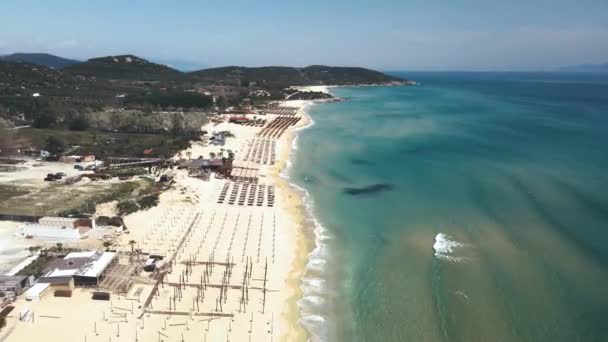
[[281, 104, 330, 342], [433, 233, 465, 262]]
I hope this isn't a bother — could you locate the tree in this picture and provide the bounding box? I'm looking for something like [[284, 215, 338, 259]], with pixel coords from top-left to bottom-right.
[[128, 240, 136, 253], [27, 245, 41, 256], [33, 113, 56, 128], [44, 136, 66, 156], [103, 241, 113, 251], [186, 151, 192, 160], [68, 115, 89, 131], [56, 242, 63, 252], [216, 95, 228, 109], [209, 152, 216, 160]]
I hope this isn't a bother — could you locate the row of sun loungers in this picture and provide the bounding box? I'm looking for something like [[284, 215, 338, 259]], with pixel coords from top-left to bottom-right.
[[258, 116, 301, 138], [241, 138, 276, 165], [242, 119, 267, 127], [261, 106, 299, 116], [217, 182, 275, 207], [230, 166, 258, 183]]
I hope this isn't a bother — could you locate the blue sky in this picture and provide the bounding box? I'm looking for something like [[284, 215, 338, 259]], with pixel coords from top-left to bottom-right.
[[1, 0, 607, 71]]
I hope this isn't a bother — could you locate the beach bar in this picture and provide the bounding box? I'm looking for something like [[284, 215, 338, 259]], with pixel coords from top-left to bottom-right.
[[39, 251, 117, 286]]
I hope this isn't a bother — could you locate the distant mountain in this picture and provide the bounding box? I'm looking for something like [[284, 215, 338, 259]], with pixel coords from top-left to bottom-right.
[[0, 59, 130, 99], [149, 58, 206, 72], [0, 53, 80, 69], [557, 63, 608, 72], [63, 54, 186, 81], [0, 59, 64, 86], [189, 65, 407, 87], [2, 52, 407, 88]]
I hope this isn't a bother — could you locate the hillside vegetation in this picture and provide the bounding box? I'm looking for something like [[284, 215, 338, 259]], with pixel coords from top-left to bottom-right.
[[189, 65, 405, 87], [0, 52, 80, 69], [1, 53, 409, 158], [64, 55, 186, 81]]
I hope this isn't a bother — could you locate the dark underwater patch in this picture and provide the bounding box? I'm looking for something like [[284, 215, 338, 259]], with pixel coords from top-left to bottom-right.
[[401, 145, 428, 155], [351, 158, 373, 165], [344, 183, 393, 196], [376, 113, 421, 119]]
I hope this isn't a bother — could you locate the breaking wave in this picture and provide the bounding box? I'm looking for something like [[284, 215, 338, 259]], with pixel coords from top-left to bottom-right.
[[433, 233, 465, 262]]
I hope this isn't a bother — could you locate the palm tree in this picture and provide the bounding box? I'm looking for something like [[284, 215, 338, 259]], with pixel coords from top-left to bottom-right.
[[103, 241, 112, 251], [27, 245, 40, 256], [209, 152, 216, 160], [186, 151, 192, 160], [128, 240, 136, 253], [56, 242, 63, 253]]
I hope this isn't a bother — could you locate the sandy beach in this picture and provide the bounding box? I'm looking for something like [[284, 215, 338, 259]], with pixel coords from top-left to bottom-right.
[[0, 97, 319, 342]]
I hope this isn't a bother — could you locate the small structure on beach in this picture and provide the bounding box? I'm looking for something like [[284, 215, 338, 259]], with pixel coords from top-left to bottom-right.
[[0, 275, 33, 297], [24, 282, 50, 301], [178, 157, 233, 179], [39, 251, 116, 286], [229, 116, 250, 124], [17, 217, 94, 240], [179, 158, 224, 171], [59, 155, 96, 163]]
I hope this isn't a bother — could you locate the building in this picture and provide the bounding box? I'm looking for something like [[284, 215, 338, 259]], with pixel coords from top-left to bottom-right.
[[229, 116, 250, 124], [178, 158, 225, 172], [59, 155, 96, 163], [0, 275, 33, 297], [18, 217, 94, 240], [24, 283, 50, 301], [39, 251, 116, 286]]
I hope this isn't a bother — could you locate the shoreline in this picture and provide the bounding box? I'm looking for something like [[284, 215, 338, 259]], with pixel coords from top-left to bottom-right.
[[274, 95, 332, 342], [269, 101, 315, 341]]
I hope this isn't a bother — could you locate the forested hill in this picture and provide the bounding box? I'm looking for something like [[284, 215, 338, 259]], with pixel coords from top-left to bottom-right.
[[0, 53, 80, 69], [63, 55, 186, 81], [189, 65, 407, 87], [1, 52, 407, 86]]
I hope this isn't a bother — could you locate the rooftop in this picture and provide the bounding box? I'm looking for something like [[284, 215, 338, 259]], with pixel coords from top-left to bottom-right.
[[43, 251, 116, 278]]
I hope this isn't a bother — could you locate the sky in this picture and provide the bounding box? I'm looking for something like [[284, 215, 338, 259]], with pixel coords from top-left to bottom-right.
[[1, 0, 607, 71]]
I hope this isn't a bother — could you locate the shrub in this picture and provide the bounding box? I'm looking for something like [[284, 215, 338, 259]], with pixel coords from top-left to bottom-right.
[[68, 116, 89, 131], [137, 194, 159, 210], [117, 200, 139, 216]]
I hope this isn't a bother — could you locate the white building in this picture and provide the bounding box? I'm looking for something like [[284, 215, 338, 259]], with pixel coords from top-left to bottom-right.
[[24, 283, 50, 301], [40, 251, 116, 286], [17, 217, 94, 240]]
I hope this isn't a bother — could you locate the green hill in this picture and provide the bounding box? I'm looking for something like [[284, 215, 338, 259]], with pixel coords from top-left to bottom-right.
[[0, 53, 80, 69], [64, 55, 186, 81], [189, 65, 406, 87]]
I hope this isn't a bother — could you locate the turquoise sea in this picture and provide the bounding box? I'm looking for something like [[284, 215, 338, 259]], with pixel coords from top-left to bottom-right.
[[287, 72, 608, 341]]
